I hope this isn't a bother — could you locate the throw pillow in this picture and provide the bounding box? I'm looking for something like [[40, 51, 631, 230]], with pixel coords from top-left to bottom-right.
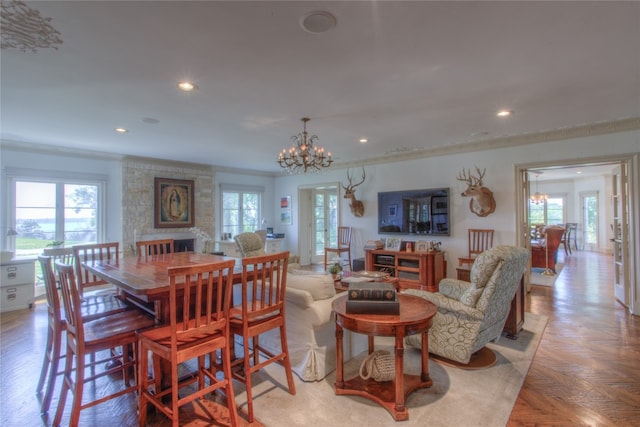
[[287, 274, 336, 301], [459, 283, 483, 307]]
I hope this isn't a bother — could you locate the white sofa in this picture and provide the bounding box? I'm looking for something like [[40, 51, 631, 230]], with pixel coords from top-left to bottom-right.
[[259, 265, 363, 381]]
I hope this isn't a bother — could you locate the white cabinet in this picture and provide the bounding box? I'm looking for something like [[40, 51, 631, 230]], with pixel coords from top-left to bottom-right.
[[265, 238, 285, 254], [215, 240, 241, 258], [1, 258, 35, 312]]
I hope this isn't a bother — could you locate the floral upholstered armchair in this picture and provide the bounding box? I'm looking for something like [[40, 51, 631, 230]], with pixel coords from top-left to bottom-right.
[[234, 232, 266, 257], [404, 245, 529, 364]]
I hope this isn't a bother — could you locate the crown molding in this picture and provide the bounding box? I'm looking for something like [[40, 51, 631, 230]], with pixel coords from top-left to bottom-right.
[[335, 117, 640, 170]]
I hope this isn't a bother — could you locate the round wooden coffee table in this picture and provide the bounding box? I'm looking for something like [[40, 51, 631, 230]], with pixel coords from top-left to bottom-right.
[[332, 293, 437, 421]]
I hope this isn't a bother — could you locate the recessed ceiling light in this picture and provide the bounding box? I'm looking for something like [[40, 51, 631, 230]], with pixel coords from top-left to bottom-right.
[[497, 110, 513, 117], [576, 171, 582, 174], [300, 11, 337, 33], [114, 127, 128, 133], [177, 81, 197, 92], [359, 138, 368, 144]]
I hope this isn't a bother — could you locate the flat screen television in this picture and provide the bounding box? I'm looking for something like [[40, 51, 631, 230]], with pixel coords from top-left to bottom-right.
[[378, 187, 450, 236]]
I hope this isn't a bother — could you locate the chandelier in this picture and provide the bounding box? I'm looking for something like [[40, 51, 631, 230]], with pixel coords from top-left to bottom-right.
[[1, 0, 63, 52], [278, 118, 333, 174], [530, 172, 548, 204]]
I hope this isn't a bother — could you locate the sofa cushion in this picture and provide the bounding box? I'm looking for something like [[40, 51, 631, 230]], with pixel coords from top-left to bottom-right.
[[459, 283, 483, 307], [288, 273, 336, 301]]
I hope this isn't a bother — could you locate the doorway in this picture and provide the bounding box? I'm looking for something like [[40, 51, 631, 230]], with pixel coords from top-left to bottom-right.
[[517, 155, 636, 313], [297, 183, 340, 266]]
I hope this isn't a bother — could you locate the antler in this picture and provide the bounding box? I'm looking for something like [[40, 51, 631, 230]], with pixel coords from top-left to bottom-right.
[[342, 167, 366, 190], [474, 166, 486, 185], [456, 168, 473, 184], [457, 167, 486, 185]]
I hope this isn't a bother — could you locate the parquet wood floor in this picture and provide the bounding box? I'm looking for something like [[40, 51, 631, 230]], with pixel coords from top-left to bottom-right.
[[508, 250, 640, 426], [1, 250, 638, 426]]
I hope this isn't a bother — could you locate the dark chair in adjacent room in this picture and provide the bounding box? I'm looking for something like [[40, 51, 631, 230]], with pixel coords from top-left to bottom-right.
[[137, 259, 238, 427], [229, 251, 296, 422], [531, 225, 565, 273], [324, 226, 352, 271], [560, 222, 578, 255]]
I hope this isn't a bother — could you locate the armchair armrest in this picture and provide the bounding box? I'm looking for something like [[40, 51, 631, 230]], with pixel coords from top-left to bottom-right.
[[403, 288, 484, 322], [438, 278, 473, 301], [285, 287, 314, 309]]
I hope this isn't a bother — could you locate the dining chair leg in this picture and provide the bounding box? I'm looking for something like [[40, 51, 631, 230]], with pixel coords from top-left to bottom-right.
[[53, 346, 73, 427], [243, 335, 255, 422], [220, 342, 239, 426], [40, 325, 63, 414], [137, 342, 149, 427], [279, 324, 296, 395], [36, 323, 53, 394]]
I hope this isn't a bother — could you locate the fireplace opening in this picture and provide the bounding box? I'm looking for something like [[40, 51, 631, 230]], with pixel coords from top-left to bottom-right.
[[175, 239, 195, 252]]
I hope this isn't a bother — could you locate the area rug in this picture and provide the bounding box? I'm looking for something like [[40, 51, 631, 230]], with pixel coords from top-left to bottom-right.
[[530, 263, 564, 287], [235, 312, 548, 427]]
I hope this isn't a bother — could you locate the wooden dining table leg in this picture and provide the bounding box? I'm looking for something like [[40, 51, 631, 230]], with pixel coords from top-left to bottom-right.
[[335, 323, 344, 389]]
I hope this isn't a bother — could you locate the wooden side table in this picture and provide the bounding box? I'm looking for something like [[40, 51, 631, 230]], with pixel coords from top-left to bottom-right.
[[332, 294, 437, 421]]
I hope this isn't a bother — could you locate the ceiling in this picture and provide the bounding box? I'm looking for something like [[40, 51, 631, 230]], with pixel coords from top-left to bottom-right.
[[2, 1, 639, 174]]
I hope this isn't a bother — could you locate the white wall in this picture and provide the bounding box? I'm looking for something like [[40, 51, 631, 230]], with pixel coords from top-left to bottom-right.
[[273, 130, 639, 314], [1, 146, 123, 244]]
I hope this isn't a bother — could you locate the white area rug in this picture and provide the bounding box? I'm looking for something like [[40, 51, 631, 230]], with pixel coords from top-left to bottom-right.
[[236, 313, 548, 427], [530, 263, 564, 287]]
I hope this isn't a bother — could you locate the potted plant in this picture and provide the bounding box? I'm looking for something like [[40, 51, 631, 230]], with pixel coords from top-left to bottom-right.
[[329, 257, 343, 280]]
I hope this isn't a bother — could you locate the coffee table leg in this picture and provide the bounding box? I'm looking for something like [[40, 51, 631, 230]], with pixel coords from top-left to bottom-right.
[[335, 323, 344, 389], [420, 330, 430, 382], [395, 333, 405, 414]]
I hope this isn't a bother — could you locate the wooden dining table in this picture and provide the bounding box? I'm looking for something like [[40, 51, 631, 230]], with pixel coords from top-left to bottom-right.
[[83, 251, 243, 391], [83, 251, 242, 324]]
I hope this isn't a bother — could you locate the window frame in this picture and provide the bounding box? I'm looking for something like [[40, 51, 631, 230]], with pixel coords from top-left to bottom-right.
[[4, 168, 106, 253], [219, 184, 264, 238], [529, 193, 567, 226]]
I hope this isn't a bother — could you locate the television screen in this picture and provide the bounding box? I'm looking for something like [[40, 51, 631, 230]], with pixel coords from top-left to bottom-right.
[[377, 187, 450, 236]]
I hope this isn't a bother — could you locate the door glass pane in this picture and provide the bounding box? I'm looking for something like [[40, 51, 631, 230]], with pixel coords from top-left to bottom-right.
[[314, 193, 326, 255], [584, 195, 598, 245], [64, 184, 98, 244], [15, 182, 56, 256], [546, 197, 564, 224]]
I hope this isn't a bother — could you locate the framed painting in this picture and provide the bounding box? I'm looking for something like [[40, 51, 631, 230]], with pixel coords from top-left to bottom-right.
[[384, 237, 401, 251], [415, 240, 429, 252], [154, 177, 195, 228], [280, 195, 292, 224]]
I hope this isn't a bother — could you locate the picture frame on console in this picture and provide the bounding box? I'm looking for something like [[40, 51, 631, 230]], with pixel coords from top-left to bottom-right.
[[415, 240, 429, 252], [154, 177, 195, 228], [384, 237, 401, 251]]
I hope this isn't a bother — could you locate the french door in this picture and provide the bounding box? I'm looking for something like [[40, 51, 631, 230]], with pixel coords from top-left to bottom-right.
[[310, 188, 338, 265]]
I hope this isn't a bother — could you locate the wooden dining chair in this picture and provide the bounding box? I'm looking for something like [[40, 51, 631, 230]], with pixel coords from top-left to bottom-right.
[[229, 251, 296, 422], [73, 242, 120, 296], [137, 259, 238, 427], [36, 255, 134, 414], [458, 229, 494, 267], [136, 238, 175, 258], [52, 261, 156, 426], [324, 226, 352, 271]]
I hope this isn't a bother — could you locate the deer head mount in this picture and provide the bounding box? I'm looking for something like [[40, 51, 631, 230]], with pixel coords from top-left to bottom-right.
[[456, 166, 496, 217], [342, 167, 365, 217]]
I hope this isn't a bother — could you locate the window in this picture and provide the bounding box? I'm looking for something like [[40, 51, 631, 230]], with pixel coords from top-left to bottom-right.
[[529, 196, 565, 226], [221, 185, 263, 238], [8, 176, 104, 257]]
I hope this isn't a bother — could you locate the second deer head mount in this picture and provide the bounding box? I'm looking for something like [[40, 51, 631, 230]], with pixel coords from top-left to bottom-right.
[[456, 166, 496, 217], [342, 167, 365, 217]]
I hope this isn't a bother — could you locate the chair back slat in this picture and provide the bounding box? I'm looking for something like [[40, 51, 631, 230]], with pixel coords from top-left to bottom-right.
[[55, 261, 84, 343], [468, 229, 494, 257], [73, 242, 119, 294], [38, 256, 63, 324], [136, 239, 174, 258], [337, 226, 352, 247], [240, 251, 288, 321], [167, 259, 235, 343]]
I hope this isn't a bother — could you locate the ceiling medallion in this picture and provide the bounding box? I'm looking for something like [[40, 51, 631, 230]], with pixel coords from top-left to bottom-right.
[[278, 118, 333, 174], [1, 0, 62, 52]]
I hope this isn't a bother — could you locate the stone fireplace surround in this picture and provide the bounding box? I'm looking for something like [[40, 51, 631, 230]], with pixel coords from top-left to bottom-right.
[[122, 157, 215, 256]]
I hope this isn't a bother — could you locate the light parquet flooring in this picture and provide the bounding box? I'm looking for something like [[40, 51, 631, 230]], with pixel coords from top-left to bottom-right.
[[1, 251, 638, 426], [507, 250, 640, 427]]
